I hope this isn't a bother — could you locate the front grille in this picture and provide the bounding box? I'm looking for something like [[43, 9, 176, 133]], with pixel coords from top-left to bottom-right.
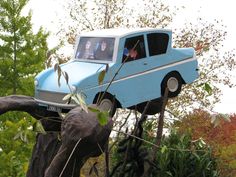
[[36, 90, 67, 104]]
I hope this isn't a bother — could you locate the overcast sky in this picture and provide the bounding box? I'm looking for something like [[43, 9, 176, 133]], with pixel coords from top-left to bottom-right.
[[25, 0, 236, 114]]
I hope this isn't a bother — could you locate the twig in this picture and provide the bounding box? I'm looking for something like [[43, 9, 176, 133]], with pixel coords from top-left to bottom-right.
[[109, 110, 132, 151], [59, 138, 82, 177], [117, 138, 132, 177], [141, 87, 169, 177], [154, 87, 169, 147], [112, 129, 207, 152]]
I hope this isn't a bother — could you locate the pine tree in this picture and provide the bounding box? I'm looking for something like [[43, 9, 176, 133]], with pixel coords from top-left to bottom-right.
[[0, 0, 48, 96], [0, 0, 49, 176]]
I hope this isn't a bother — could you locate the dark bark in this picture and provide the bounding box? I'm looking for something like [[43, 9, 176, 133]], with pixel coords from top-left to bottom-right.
[[0, 95, 113, 177], [27, 133, 62, 177], [0, 95, 52, 117], [0, 95, 61, 131], [45, 106, 113, 177]]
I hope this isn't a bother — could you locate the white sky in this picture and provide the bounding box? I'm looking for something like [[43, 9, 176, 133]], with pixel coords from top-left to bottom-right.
[[26, 0, 236, 114]]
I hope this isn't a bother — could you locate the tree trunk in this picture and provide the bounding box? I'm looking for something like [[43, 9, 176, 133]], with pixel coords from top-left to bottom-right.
[[0, 95, 113, 177]]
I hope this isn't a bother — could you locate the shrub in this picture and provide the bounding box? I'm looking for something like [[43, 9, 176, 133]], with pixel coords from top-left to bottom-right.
[[175, 109, 236, 177], [111, 128, 219, 177], [151, 130, 219, 177]]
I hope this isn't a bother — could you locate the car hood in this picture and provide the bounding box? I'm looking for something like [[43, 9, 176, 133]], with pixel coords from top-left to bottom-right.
[[36, 61, 108, 92]]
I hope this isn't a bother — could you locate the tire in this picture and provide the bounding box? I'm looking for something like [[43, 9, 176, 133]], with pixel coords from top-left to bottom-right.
[[161, 72, 182, 98], [98, 94, 117, 117]]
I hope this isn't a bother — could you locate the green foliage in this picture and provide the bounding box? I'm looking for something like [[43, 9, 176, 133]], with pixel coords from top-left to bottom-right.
[[111, 130, 219, 177], [151, 131, 219, 177], [0, 0, 49, 176], [81, 156, 106, 177], [0, 0, 49, 95], [0, 112, 36, 177], [175, 110, 236, 177]]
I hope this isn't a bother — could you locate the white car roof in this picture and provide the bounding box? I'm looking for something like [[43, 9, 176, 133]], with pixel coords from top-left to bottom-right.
[[81, 28, 172, 38]]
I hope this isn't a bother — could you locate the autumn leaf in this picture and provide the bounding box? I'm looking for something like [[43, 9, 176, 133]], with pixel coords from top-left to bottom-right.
[[98, 70, 106, 85], [64, 71, 69, 84], [54, 63, 59, 72], [63, 93, 72, 101], [204, 83, 212, 95], [57, 65, 62, 87]]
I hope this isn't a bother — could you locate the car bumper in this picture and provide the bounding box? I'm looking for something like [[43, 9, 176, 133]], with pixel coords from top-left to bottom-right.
[[34, 98, 77, 112]]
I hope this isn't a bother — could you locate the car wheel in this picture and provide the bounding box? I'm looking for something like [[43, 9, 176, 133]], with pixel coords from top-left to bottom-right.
[[98, 95, 117, 117], [161, 72, 182, 98]]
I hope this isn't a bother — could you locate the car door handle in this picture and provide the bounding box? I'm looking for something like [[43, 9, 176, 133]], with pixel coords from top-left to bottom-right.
[[143, 62, 148, 65]]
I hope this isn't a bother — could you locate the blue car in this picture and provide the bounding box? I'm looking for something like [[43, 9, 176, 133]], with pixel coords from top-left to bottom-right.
[[34, 28, 198, 115]]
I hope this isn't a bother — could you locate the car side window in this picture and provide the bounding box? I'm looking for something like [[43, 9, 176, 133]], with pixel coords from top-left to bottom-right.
[[122, 35, 146, 62], [147, 33, 169, 56]]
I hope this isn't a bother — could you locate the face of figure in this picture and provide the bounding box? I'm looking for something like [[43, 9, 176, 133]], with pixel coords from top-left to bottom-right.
[[129, 48, 138, 58], [101, 41, 107, 51], [85, 41, 91, 50]]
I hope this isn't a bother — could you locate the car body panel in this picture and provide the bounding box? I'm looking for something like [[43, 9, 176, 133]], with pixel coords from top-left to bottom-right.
[[34, 28, 198, 111]]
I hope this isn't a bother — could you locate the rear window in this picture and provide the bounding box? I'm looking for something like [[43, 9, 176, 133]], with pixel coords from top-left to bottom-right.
[[147, 33, 169, 56]]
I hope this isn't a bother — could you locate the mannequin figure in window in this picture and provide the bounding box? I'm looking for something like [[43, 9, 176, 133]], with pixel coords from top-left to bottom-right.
[[122, 47, 139, 62], [77, 40, 94, 59], [95, 40, 110, 60], [122, 36, 146, 62], [129, 48, 139, 60]]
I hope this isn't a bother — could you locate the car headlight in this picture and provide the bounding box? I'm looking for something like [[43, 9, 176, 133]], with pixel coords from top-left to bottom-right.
[[34, 80, 39, 86], [71, 85, 77, 93]]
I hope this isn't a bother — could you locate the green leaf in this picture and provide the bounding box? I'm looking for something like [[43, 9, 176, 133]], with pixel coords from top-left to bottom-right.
[[33, 121, 47, 135], [192, 152, 200, 161], [72, 93, 88, 113], [14, 131, 28, 143], [88, 106, 101, 113], [13, 132, 21, 141], [57, 65, 62, 87], [64, 71, 69, 84], [20, 132, 28, 143], [63, 93, 72, 101], [197, 138, 206, 148], [97, 111, 109, 126], [98, 70, 106, 85], [204, 83, 212, 95], [78, 93, 88, 112], [166, 171, 173, 177], [161, 145, 168, 154]]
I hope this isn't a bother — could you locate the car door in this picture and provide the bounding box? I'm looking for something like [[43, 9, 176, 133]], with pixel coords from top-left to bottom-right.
[[110, 34, 152, 107], [144, 32, 170, 98]]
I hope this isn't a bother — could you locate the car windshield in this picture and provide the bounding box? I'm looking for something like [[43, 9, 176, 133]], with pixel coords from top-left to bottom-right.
[[75, 37, 115, 61]]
